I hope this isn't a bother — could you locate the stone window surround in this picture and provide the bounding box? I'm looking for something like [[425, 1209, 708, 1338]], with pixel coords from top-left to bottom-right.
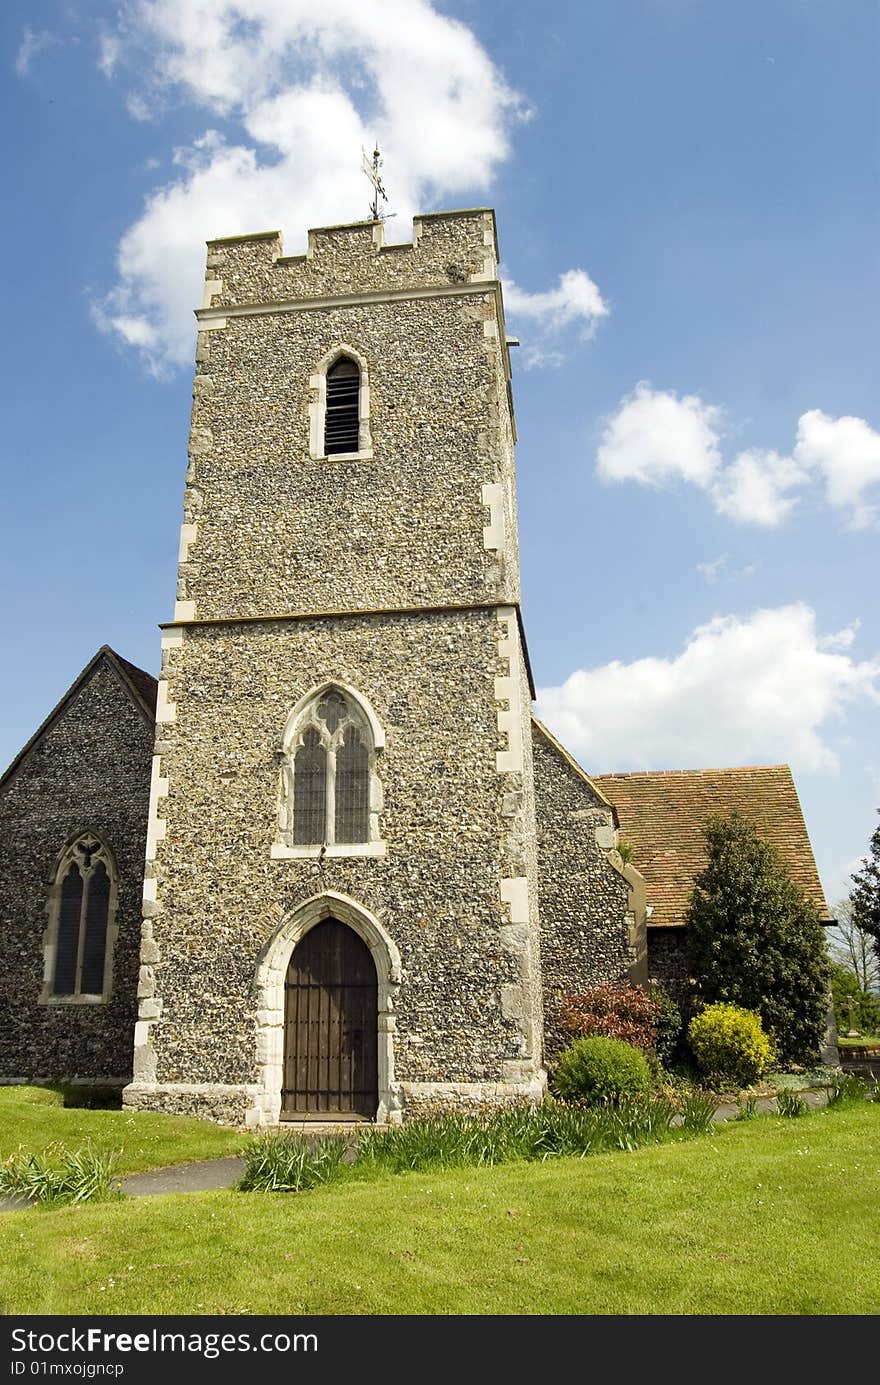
[[271, 680, 386, 861], [40, 830, 119, 1006], [308, 343, 373, 463], [248, 890, 403, 1127]]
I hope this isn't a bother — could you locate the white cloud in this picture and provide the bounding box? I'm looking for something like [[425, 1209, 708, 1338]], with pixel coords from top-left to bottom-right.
[[596, 382, 722, 489], [793, 409, 880, 528], [696, 555, 757, 584], [597, 383, 880, 529], [98, 33, 121, 77], [15, 28, 58, 76], [93, 0, 539, 372], [501, 269, 609, 370], [536, 604, 880, 774], [712, 447, 806, 526], [696, 555, 727, 584], [517, 345, 565, 370], [503, 269, 608, 329]]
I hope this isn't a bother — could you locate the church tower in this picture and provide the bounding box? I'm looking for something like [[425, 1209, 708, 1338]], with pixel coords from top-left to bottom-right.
[[125, 210, 545, 1125]]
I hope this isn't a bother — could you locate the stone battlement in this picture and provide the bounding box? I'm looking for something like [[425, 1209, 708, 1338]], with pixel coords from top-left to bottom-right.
[[199, 209, 499, 313]]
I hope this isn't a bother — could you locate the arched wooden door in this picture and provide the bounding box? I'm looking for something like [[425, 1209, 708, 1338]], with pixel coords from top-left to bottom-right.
[[282, 918, 378, 1118]]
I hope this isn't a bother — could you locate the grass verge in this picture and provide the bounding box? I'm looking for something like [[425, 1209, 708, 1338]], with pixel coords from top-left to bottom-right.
[[0, 1087, 248, 1176], [238, 1093, 716, 1192], [1, 1103, 877, 1315]]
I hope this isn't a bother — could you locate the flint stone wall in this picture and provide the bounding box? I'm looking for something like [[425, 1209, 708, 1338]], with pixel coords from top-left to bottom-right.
[[532, 723, 633, 1059], [646, 928, 692, 1011], [184, 293, 519, 620], [137, 610, 541, 1121], [204, 212, 497, 310], [0, 662, 153, 1082]]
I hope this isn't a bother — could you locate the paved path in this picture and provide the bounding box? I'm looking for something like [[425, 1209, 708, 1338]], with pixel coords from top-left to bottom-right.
[[0, 1156, 247, 1213], [0, 1192, 32, 1214], [118, 1155, 246, 1198], [712, 1088, 828, 1121]]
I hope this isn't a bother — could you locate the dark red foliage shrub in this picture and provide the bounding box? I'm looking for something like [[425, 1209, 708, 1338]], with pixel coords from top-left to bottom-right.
[[559, 981, 662, 1054]]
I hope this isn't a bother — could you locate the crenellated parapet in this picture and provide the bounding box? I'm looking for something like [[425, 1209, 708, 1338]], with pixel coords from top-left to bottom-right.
[[199, 209, 499, 315]]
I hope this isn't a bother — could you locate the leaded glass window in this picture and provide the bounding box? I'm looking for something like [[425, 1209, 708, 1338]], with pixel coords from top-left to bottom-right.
[[53, 866, 83, 995], [335, 727, 370, 844], [50, 835, 115, 998], [293, 729, 327, 845], [281, 687, 375, 847]]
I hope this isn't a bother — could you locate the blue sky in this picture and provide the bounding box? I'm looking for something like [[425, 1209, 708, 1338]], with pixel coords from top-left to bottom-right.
[[2, 0, 878, 905]]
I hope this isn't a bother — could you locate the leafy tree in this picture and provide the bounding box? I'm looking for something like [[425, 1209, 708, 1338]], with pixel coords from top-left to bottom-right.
[[830, 963, 880, 1037], [828, 897, 879, 996], [686, 812, 830, 1065], [850, 810, 880, 962]]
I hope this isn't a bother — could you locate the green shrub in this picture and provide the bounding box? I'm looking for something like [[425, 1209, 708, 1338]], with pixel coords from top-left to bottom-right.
[[0, 1143, 118, 1205], [776, 1088, 807, 1118], [688, 1003, 775, 1087], [647, 982, 684, 1066], [830, 964, 880, 1036], [551, 1036, 653, 1105], [238, 1133, 351, 1192]]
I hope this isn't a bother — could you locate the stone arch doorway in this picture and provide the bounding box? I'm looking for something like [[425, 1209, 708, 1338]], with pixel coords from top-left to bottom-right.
[[282, 918, 378, 1119], [249, 891, 402, 1128]]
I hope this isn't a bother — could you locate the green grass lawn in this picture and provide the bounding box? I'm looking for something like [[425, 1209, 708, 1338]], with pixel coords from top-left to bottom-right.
[[0, 1087, 248, 1175], [1, 1103, 877, 1315]]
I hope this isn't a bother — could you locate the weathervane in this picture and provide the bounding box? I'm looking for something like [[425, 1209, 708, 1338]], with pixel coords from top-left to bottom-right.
[[362, 143, 391, 222]]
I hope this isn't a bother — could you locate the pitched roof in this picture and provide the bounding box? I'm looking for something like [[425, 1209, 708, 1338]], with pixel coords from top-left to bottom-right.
[[591, 765, 830, 927], [0, 646, 157, 792]]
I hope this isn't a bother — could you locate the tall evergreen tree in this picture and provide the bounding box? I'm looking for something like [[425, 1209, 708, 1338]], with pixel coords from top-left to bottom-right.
[[686, 812, 830, 1064], [850, 810, 880, 961]]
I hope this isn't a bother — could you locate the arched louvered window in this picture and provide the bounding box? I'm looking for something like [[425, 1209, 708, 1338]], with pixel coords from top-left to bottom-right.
[[324, 356, 360, 455], [47, 835, 117, 999], [280, 686, 381, 850]]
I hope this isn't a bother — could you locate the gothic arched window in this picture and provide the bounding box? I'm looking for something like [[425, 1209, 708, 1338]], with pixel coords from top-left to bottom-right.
[[309, 345, 373, 461], [44, 834, 118, 1001], [324, 356, 361, 455], [276, 685, 385, 857]]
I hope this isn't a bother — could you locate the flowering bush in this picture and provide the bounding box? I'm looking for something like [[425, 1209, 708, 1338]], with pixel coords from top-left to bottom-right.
[[559, 981, 662, 1054], [687, 1002, 775, 1087]]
